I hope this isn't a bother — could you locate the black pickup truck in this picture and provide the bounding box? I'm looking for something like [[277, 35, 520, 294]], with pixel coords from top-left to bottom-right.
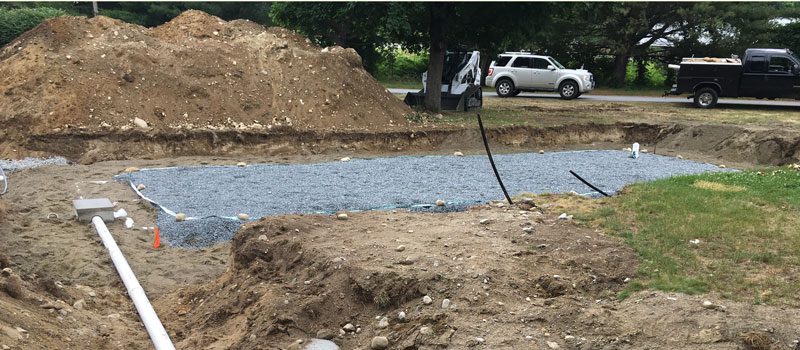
[[668, 48, 800, 108]]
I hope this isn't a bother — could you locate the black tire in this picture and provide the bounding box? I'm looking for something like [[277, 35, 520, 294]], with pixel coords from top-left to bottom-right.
[[559, 80, 579, 100], [510, 89, 521, 97], [495, 79, 515, 98], [693, 87, 718, 108]]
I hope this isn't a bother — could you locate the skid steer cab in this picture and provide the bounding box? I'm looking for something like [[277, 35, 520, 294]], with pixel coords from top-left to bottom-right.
[[404, 50, 483, 111]]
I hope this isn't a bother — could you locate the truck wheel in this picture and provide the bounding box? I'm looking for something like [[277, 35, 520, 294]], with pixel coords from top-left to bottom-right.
[[559, 80, 579, 100], [496, 79, 515, 98], [693, 88, 718, 108]]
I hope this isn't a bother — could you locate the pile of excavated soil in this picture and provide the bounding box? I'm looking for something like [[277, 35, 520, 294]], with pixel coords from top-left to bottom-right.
[[0, 10, 410, 141], [156, 210, 639, 349], [153, 209, 800, 350]]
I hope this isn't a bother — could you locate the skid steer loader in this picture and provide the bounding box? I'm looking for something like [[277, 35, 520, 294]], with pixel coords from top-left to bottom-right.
[[404, 50, 482, 111]]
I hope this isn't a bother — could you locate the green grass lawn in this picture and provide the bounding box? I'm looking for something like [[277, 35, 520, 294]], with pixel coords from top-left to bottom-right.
[[578, 169, 800, 305]]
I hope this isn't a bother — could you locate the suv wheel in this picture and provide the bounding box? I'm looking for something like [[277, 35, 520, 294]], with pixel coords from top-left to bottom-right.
[[693, 87, 718, 108], [559, 80, 578, 100], [496, 79, 515, 98]]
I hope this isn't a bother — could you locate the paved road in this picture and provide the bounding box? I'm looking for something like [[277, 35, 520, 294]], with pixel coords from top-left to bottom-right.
[[389, 88, 800, 108]]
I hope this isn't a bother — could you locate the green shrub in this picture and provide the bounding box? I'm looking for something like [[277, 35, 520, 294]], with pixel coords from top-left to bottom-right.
[[375, 50, 429, 81], [625, 60, 667, 88], [0, 7, 67, 46]]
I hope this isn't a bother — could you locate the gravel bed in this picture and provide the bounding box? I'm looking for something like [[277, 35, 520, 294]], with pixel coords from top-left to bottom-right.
[[0, 157, 70, 172], [121, 150, 733, 247]]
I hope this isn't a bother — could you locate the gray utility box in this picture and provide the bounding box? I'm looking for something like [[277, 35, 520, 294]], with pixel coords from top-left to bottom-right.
[[73, 198, 115, 222]]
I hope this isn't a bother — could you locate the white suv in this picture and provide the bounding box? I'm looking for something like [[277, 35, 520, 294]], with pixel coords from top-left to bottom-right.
[[485, 52, 594, 99]]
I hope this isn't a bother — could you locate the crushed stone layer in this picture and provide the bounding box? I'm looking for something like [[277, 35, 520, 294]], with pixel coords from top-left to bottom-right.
[[0, 156, 70, 172], [121, 150, 732, 247]]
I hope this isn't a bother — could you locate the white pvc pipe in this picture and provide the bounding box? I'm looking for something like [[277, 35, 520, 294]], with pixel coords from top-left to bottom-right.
[[91, 216, 176, 350]]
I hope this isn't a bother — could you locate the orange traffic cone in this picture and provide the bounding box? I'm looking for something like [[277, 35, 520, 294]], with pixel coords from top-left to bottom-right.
[[153, 226, 161, 249]]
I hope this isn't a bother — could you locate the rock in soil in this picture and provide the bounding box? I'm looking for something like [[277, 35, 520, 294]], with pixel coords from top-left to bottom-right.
[[377, 317, 389, 329], [371, 336, 389, 349], [3, 276, 23, 299], [316, 329, 335, 340]]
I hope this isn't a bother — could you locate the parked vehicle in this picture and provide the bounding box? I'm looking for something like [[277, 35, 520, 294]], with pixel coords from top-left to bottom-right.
[[484, 52, 594, 99], [667, 48, 800, 108], [404, 50, 482, 111]]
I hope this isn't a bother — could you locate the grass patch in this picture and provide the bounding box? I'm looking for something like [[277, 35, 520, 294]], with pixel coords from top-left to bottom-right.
[[578, 169, 800, 305], [435, 98, 800, 129], [381, 79, 424, 90]]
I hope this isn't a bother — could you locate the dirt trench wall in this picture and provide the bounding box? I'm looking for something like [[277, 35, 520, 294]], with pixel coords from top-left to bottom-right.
[[656, 124, 800, 166], [17, 122, 800, 166], [23, 122, 660, 164]]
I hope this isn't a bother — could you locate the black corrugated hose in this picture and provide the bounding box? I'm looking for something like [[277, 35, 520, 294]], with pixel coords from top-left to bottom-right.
[[476, 113, 513, 205], [569, 170, 610, 197]]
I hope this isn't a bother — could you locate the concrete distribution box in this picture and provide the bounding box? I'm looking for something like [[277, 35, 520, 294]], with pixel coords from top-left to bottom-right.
[[73, 198, 115, 222]]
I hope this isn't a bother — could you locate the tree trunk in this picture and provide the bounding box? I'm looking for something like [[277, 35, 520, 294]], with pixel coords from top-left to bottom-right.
[[665, 67, 675, 88], [423, 3, 449, 112], [480, 54, 492, 86], [635, 57, 647, 86], [612, 54, 629, 87]]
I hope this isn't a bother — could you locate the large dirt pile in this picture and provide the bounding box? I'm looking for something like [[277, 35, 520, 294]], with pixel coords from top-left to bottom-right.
[[0, 10, 410, 139], [156, 208, 641, 349], [156, 208, 800, 350]]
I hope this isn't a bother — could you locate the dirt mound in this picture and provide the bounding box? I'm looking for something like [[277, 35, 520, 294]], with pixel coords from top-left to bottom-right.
[[156, 206, 641, 349], [0, 257, 150, 349], [0, 10, 410, 144]]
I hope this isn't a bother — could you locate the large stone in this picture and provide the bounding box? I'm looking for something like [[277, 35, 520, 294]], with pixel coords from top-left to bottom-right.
[[316, 329, 335, 340], [133, 117, 149, 129], [371, 336, 389, 349], [377, 317, 389, 329], [303, 339, 339, 350]]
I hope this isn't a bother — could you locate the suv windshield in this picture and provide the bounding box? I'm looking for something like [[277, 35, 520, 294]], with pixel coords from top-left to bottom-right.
[[547, 57, 566, 69]]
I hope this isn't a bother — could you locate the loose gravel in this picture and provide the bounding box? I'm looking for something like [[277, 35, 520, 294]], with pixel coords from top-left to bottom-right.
[[0, 157, 69, 172], [121, 151, 733, 247]]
